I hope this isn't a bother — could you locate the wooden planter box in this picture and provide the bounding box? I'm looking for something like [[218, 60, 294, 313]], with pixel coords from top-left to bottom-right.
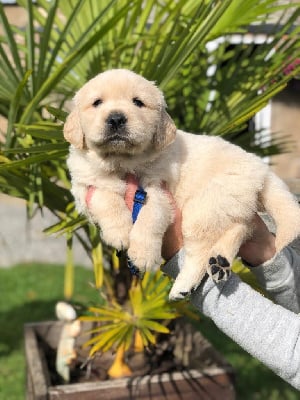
[[25, 321, 236, 400]]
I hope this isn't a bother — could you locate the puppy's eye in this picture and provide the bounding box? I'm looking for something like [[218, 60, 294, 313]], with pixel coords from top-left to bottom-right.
[[92, 98, 102, 107], [132, 97, 145, 108]]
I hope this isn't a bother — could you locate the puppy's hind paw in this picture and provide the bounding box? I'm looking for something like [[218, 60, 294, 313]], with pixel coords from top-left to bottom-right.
[[168, 279, 194, 301], [169, 266, 207, 300], [169, 288, 191, 301], [208, 255, 231, 282]]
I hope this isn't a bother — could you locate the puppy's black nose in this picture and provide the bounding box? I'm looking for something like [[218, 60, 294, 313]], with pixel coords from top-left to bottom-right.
[[106, 112, 127, 130]]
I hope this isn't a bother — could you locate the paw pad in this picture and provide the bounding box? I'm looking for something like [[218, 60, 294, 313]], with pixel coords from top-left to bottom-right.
[[208, 255, 231, 282]]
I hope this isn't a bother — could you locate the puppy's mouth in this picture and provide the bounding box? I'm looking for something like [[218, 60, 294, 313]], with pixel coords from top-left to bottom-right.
[[104, 134, 129, 143], [92, 131, 135, 151]]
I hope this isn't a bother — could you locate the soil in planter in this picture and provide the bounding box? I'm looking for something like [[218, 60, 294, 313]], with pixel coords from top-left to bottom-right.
[[38, 318, 232, 386]]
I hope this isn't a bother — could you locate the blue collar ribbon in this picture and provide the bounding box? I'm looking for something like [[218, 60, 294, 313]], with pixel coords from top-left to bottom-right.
[[132, 187, 147, 223], [127, 186, 147, 276]]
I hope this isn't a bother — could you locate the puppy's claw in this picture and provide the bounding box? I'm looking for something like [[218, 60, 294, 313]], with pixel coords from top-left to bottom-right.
[[127, 257, 142, 278], [179, 291, 190, 297], [169, 291, 188, 301]]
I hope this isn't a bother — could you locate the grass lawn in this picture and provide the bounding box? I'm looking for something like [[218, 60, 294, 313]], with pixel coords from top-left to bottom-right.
[[0, 263, 299, 400]]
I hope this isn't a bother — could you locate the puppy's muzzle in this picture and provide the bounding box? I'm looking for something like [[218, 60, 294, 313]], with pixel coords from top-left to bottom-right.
[[106, 112, 127, 132]]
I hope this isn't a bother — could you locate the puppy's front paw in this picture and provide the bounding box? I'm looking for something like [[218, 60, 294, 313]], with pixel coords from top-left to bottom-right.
[[207, 255, 231, 282], [101, 223, 132, 251], [127, 240, 162, 274]]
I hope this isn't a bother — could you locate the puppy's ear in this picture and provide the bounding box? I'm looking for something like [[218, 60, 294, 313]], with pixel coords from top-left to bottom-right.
[[154, 109, 177, 150], [63, 108, 84, 149]]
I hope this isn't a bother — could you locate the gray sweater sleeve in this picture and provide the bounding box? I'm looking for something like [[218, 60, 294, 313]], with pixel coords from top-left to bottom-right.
[[162, 247, 300, 390], [251, 246, 300, 313]]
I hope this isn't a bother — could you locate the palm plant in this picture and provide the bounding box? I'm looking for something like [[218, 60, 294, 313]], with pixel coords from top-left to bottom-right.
[[79, 271, 179, 378], [0, 0, 300, 379]]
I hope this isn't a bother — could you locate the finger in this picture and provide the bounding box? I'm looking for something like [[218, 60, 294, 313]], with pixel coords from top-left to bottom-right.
[[124, 173, 139, 211], [86, 185, 96, 208]]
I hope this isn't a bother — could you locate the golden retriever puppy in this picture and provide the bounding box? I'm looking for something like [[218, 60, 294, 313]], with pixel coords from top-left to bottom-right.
[[64, 69, 300, 300]]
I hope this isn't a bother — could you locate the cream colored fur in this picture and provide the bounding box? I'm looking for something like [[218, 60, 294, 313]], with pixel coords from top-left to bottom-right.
[[64, 69, 300, 300]]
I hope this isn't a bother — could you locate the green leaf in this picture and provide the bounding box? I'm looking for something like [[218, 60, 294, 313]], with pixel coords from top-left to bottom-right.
[[0, 2, 23, 77], [25, 0, 35, 93], [46, 106, 68, 122], [139, 319, 170, 334], [4, 143, 68, 154], [0, 150, 67, 170], [64, 232, 74, 299], [44, 215, 87, 236], [89, 225, 104, 289], [6, 70, 32, 148], [35, 0, 60, 89], [15, 122, 64, 140]]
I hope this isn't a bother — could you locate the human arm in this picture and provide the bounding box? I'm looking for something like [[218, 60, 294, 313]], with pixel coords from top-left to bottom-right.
[[249, 246, 300, 314], [161, 210, 300, 389], [162, 255, 300, 390], [236, 213, 300, 314]]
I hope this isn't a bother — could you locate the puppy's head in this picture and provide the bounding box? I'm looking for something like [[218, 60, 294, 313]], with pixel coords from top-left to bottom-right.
[[63, 69, 176, 156]]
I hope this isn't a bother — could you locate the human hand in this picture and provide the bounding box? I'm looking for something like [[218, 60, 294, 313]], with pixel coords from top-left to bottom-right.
[[238, 214, 276, 267], [124, 173, 139, 211], [160, 182, 183, 261]]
